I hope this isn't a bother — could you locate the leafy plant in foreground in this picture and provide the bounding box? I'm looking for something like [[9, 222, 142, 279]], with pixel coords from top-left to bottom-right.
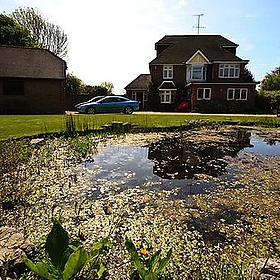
[[125, 239, 172, 280], [25, 220, 112, 279]]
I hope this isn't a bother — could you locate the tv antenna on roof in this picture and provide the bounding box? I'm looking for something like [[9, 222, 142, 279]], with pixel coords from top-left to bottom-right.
[[193, 13, 205, 35]]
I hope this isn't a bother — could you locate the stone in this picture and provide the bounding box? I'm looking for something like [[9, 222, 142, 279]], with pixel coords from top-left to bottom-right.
[[248, 258, 280, 279], [0, 227, 32, 269]]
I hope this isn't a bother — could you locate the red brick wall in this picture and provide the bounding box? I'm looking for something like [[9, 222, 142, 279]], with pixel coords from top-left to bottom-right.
[[0, 78, 65, 114]]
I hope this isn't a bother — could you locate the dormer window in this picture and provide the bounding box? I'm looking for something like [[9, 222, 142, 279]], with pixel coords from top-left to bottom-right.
[[187, 65, 206, 81], [219, 64, 240, 78], [163, 65, 173, 79]]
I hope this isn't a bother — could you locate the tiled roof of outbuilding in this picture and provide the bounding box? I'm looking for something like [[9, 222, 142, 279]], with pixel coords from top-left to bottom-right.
[[125, 74, 151, 90], [150, 35, 245, 65], [0, 45, 66, 79]]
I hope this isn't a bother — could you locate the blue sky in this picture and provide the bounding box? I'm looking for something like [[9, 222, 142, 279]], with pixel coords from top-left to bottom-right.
[[1, 0, 280, 94]]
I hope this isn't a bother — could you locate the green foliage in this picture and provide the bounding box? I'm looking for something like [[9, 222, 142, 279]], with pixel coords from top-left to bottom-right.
[[25, 220, 88, 279], [70, 135, 98, 159], [66, 73, 114, 96], [66, 73, 84, 95], [0, 13, 34, 46], [258, 66, 280, 116], [125, 239, 172, 280], [45, 220, 70, 269], [79, 238, 113, 279], [243, 66, 255, 82], [25, 220, 112, 280], [100, 81, 114, 94]]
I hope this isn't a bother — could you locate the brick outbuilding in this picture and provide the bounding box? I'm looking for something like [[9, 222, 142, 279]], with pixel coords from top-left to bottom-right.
[[0, 45, 66, 114]]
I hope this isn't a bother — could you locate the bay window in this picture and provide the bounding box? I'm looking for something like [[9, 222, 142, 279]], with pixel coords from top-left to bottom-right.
[[160, 90, 175, 104]]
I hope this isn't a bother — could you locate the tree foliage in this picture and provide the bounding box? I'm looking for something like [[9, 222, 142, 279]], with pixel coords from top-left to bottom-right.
[[11, 7, 68, 58], [100, 81, 114, 94], [258, 66, 280, 116], [243, 66, 255, 82], [66, 73, 114, 96], [66, 74, 84, 95], [0, 13, 34, 47]]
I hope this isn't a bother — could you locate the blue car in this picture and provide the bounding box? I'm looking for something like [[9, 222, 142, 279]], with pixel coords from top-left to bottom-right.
[[75, 96, 139, 114]]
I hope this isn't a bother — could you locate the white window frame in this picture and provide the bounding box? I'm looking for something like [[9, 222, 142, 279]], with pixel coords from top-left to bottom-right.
[[187, 65, 206, 81], [197, 88, 211, 100], [163, 65, 173, 79], [143, 92, 148, 102], [160, 90, 175, 104], [227, 88, 248, 100], [219, 64, 240, 78], [132, 92, 137, 100]]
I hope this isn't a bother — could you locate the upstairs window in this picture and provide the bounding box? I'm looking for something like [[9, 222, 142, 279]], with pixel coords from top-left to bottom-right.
[[197, 88, 211, 100], [163, 65, 173, 79], [219, 64, 240, 78], [187, 66, 206, 81], [227, 88, 248, 100]]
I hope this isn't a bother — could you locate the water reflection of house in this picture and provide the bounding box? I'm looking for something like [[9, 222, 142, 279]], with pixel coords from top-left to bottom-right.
[[148, 133, 252, 179]]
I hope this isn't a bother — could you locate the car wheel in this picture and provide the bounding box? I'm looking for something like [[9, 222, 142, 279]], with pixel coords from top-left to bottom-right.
[[86, 107, 96, 114], [124, 106, 133, 114]]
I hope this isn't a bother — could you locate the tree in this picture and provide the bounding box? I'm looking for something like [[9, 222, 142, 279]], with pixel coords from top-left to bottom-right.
[[258, 67, 280, 116], [0, 13, 34, 46], [66, 73, 84, 95], [244, 66, 255, 82], [11, 7, 68, 58], [100, 81, 114, 94]]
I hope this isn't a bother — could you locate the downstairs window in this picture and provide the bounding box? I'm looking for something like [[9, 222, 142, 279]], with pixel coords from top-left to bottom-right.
[[227, 88, 248, 100], [160, 90, 175, 104], [197, 88, 211, 100]]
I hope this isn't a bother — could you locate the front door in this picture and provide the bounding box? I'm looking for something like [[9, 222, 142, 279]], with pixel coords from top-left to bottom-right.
[[133, 91, 147, 110]]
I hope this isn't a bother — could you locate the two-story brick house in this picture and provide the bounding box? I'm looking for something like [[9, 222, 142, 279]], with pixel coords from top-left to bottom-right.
[[147, 35, 257, 112]]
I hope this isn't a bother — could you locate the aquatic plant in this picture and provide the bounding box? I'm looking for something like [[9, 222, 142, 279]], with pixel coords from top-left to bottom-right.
[[25, 220, 112, 280], [125, 239, 172, 279]]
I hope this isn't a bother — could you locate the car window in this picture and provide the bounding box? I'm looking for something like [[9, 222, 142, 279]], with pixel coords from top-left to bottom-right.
[[88, 96, 104, 102], [101, 97, 121, 103]]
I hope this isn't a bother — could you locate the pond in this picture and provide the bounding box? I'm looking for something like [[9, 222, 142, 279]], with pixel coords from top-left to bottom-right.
[[81, 131, 280, 199]]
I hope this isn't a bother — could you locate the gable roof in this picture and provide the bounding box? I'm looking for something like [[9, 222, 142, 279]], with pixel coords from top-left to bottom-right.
[[0, 45, 66, 79], [150, 35, 246, 65], [125, 74, 151, 90]]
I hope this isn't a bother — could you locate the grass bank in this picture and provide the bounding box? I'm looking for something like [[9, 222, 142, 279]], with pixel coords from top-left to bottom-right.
[[0, 113, 279, 140]]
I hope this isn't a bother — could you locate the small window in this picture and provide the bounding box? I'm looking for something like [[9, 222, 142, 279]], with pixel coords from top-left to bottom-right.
[[197, 88, 211, 100], [163, 66, 173, 79], [3, 79, 24, 95]]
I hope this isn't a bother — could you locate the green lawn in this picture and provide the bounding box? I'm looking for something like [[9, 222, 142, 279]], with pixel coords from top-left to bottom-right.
[[0, 113, 279, 140]]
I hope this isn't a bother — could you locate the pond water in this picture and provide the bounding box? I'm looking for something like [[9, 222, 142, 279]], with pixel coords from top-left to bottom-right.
[[243, 133, 280, 156], [83, 132, 280, 198]]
